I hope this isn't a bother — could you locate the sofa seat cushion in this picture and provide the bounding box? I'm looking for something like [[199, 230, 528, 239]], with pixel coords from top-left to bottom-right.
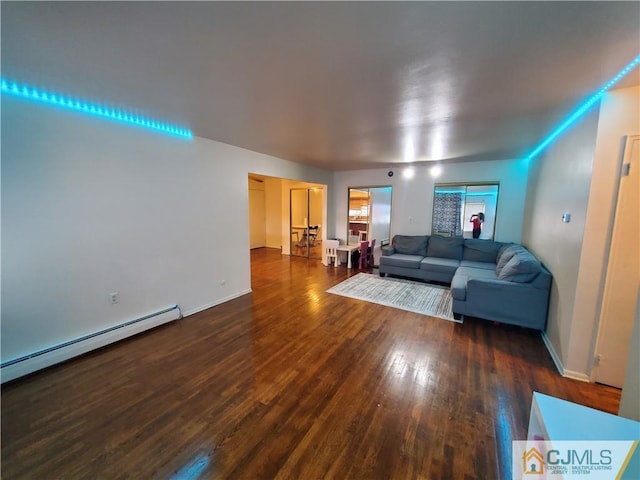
[[379, 254, 424, 269], [420, 257, 460, 275], [498, 251, 541, 283], [459, 260, 496, 270], [451, 267, 499, 301], [426, 235, 464, 260]]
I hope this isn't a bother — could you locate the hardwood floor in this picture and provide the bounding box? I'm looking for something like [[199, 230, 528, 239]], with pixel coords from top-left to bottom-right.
[[290, 239, 323, 259], [1, 248, 621, 479]]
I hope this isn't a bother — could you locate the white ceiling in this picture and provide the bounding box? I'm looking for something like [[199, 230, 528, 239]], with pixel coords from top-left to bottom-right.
[[2, 2, 639, 171]]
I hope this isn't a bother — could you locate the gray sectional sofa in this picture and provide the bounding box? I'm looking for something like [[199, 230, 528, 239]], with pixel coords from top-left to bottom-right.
[[379, 235, 552, 330]]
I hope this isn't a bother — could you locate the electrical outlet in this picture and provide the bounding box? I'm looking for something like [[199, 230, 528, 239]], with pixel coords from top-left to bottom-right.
[[220, 280, 227, 286], [110, 292, 119, 304]]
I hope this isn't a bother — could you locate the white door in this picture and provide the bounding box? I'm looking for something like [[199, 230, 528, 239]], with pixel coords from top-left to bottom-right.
[[594, 135, 640, 387], [249, 188, 266, 249]]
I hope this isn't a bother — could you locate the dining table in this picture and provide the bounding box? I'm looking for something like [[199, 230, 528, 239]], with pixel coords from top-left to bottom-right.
[[291, 225, 308, 246]]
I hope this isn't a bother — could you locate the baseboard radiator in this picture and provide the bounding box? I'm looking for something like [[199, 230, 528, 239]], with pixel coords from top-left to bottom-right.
[[1, 304, 182, 384]]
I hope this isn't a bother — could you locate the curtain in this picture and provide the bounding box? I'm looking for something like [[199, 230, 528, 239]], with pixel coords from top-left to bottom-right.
[[433, 193, 463, 236]]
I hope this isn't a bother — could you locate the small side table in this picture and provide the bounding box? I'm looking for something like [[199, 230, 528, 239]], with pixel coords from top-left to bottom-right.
[[336, 244, 361, 269]]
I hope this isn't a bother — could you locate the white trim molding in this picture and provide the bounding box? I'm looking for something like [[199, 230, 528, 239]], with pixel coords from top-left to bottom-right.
[[541, 332, 590, 382], [182, 289, 252, 317]]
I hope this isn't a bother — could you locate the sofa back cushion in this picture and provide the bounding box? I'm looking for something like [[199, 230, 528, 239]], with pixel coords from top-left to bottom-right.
[[426, 235, 464, 260], [498, 250, 542, 283], [392, 235, 429, 256], [462, 239, 503, 263]]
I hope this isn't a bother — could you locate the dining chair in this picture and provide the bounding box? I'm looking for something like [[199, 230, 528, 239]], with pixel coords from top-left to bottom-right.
[[324, 240, 339, 267], [366, 238, 376, 267], [307, 225, 320, 246], [358, 230, 368, 242], [358, 240, 369, 269]]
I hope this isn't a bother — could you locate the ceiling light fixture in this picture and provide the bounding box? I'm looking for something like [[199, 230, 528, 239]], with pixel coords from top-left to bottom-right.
[[527, 54, 640, 160], [403, 166, 415, 179], [1, 78, 193, 139]]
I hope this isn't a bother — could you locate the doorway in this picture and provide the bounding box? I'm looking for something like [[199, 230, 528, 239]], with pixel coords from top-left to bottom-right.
[[290, 188, 323, 259], [347, 186, 392, 246]]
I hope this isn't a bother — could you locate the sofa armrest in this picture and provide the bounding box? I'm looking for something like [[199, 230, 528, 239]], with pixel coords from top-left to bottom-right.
[[382, 246, 396, 256], [467, 278, 549, 313], [465, 277, 550, 328], [466, 278, 550, 301], [468, 277, 539, 291]]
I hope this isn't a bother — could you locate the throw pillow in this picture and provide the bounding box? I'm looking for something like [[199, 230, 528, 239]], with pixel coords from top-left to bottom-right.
[[498, 251, 541, 283], [496, 244, 525, 274]]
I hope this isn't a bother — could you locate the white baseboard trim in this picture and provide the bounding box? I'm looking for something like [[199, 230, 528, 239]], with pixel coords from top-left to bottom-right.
[[541, 332, 564, 375], [183, 289, 252, 317], [563, 369, 591, 383], [541, 332, 590, 382], [1, 305, 181, 384], [1, 289, 253, 384]]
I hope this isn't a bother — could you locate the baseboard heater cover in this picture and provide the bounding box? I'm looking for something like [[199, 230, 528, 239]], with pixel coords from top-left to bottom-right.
[[1, 304, 182, 383]]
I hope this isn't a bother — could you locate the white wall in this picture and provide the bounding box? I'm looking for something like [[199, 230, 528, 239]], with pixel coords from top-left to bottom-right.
[[1, 97, 332, 363], [522, 85, 640, 379], [331, 159, 528, 244], [522, 107, 600, 378], [248, 178, 266, 248], [264, 178, 283, 249]]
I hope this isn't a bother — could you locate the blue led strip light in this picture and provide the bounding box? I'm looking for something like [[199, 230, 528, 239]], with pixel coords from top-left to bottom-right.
[[527, 54, 640, 160], [1, 78, 193, 139]]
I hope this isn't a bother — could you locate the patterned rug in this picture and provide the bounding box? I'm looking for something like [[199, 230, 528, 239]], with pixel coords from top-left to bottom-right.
[[327, 273, 459, 322]]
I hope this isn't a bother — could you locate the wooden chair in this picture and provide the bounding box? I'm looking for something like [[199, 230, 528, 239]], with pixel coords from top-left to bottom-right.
[[366, 238, 376, 267], [358, 240, 369, 269], [308, 225, 320, 246], [324, 240, 339, 267]]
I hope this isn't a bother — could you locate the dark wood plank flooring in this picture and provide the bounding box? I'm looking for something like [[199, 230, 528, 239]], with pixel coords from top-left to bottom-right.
[[1, 248, 620, 479]]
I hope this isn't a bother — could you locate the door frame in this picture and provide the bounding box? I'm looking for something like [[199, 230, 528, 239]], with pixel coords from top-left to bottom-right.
[[591, 134, 639, 386]]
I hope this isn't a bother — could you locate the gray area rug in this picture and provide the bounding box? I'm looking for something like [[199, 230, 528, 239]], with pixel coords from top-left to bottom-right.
[[327, 273, 459, 322]]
